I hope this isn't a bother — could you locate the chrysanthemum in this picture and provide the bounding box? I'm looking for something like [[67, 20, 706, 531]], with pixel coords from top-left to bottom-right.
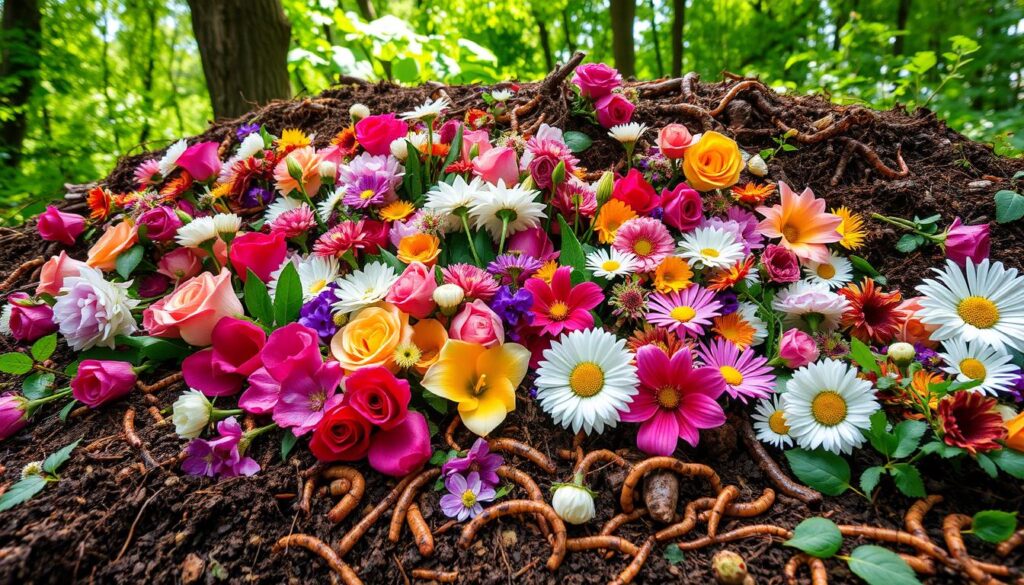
[[535, 328, 640, 435], [832, 206, 866, 250], [731, 182, 776, 206], [338, 153, 404, 191], [269, 204, 317, 238], [277, 128, 311, 153], [707, 256, 755, 292], [442, 263, 500, 302], [756, 182, 841, 263], [587, 248, 639, 280], [626, 324, 686, 357], [802, 251, 853, 289], [609, 277, 650, 320], [270, 255, 340, 302], [773, 281, 850, 333], [653, 256, 694, 293], [839, 278, 905, 344], [697, 338, 776, 402], [469, 181, 547, 242], [711, 312, 756, 349], [646, 285, 722, 337], [342, 173, 390, 209], [158, 139, 187, 177], [752, 394, 793, 448], [781, 359, 879, 454], [937, 391, 1006, 454], [677, 226, 746, 271], [938, 338, 1020, 396], [607, 122, 648, 144], [400, 96, 450, 121], [212, 213, 241, 237], [86, 187, 112, 221], [915, 259, 1024, 353], [264, 196, 304, 224], [553, 180, 596, 224], [612, 217, 674, 272], [594, 199, 637, 244], [487, 254, 542, 287], [332, 262, 399, 314], [175, 217, 218, 248], [380, 200, 415, 222], [525, 266, 604, 337], [313, 219, 382, 258]]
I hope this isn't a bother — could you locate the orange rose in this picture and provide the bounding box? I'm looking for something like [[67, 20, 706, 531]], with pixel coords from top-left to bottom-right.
[[142, 269, 243, 346], [397, 233, 442, 266], [330, 302, 412, 373], [86, 221, 139, 271], [682, 131, 743, 191], [1005, 412, 1024, 452]]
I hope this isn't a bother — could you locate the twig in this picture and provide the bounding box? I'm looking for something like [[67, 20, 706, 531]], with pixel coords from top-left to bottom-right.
[[0, 257, 44, 292], [114, 487, 165, 562], [540, 51, 585, 94], [122, 408, 159, 468]]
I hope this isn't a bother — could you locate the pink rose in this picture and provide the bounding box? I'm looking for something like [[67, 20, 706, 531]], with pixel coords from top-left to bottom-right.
[[612, 169, 658, 215], [0, 392, 29, 441], [36, 251, 87, 296], [779, 329, 819, 369], [571, 63, 623, 99], [229, 230, 287, 282], [138, 206, 182, 241], [449, 299, 504, 347], [761, 244, 801, 284], [368, 410, 432, 476], [660, 183, 703, 231], [142, 269, 243, 346], [6, 292, 57, 342], [176, 141, 221, 181], [36, 206, 86, 246], [944, 217, 989, 267], [462, 129, 492, 161], [507, 227, 556, 261], [594, 93, 634, 128], [261, 323, 323, 382], [895, 297, 939, 349], [71, 360, 136, 408], [472, 146, 519, 186], [157, 248, 203, 281], [182, 317, 266, 396], [657, 124, 695, 159], [386, 262, 437, 319], [355, 114, 408, 156]]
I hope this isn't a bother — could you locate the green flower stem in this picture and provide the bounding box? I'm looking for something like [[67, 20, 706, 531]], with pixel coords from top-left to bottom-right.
[[497, 213, 512, 255], [27, 388, 72, 407], [211, 408, 244, 422], [458, 209, 482, 266], [870, 213, 943, 242], [624, 142, 635, 170], [240, 422, 279, 452], [295, 184, 326, 231], [32, 364, 67, 378], [199, 240, 221, 272]]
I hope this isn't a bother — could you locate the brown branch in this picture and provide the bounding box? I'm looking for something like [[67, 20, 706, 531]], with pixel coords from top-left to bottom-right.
[[122, 408, 158, 468], [737, 417, 821, 507], [541, 51, 585, 95], [273, 534, 363, 585], [458, 500, 567, 571], [0, 257, 44, 292]]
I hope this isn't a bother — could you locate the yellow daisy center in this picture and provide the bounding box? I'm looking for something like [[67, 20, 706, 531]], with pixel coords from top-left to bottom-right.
[[656, 386, 681, 409], [957, 296, 999, 329], [782, 224, 800, 242], [394, 343, 422, 369], [810, 391, 847, 427], [569, 362, 605, 398], [768, 410, 790, 435], [701, 247, 720, 258], [816, 263, 836, 279], [670, 306, 697, 322], [309, 278, 327, 294], [549, 301, 570, 320], [633, 239, 653, 256], [601, 259, 621, 272], [461, 489, 477, 507], [720, 365, 744, 386], [360, 189, 376, 200], [959, 358, 987, 380]]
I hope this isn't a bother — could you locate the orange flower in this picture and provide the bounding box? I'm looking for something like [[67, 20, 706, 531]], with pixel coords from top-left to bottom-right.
[[708, 256, 755, 292], [681, 131, 743, 191], [593, 199, 637, 244], [330, 302, 413, 373], [159, 171, 193, 201], [411, 318, 448, 376], [273, 146, 323, 196], [535, 260, 559, 284], [380, 200, 415, 222], [418, 141, 450, 158], [895, 296, 939, 349], [756, 181, 841, 263], [653, 256, 693, 293], [331, 126, 359, 156], [86, 221, 139, 271], [840, 279, 905, 344], [1005, 411, 1024, 452], [712, 312, 756, 349], [731, 182, 776, 206], [397, 233, 442, 266], [627, 324, 686, 357], [86, 187, 112, 221]]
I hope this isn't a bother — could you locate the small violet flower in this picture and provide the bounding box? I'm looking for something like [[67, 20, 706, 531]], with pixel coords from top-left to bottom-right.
[[182, 417, 260, 478], [439, 471, 496, 522], [442, 438, 504, 486]]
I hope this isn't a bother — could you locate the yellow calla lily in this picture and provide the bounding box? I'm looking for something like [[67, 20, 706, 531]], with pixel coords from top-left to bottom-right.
[[421, 340, 530, 437]]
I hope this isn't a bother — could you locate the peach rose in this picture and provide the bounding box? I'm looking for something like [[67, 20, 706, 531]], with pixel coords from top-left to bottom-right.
[[37, 251, 88, 296], [330, 302, 412, 373], [273, 146, 323, 196], [681, 131, 743, 191], [86, 221, 138, 271], [142, 269, 243, 347], [895, 297, 939, 349], [657, 124, 695, 159], [472, 146, 519, 186]]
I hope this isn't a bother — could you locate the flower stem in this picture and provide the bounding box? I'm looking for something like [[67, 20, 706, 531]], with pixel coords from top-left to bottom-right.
[[211, 408, 244, 422], [498, 214, 511, 255], [32, 364, 67, 378], [458, 210, 482, 267], [296, 184, 326, 231], [27, 388, 72, 407]]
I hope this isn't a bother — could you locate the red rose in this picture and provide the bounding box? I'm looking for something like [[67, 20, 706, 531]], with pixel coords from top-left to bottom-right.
[[594, 93, 634, 128], [228, 230, 287, 282], [341, 366, 410, 430], [611, 169, 658, 215], [309, 405, 374, 462], [355, 114, 408, 156]]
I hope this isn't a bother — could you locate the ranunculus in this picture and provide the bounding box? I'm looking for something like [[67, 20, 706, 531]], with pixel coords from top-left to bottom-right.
[[6, 292, 57, 342], [368, 410, 432, 476], [138, 206, 183, 242], [682, 130, 743, 191], [157, 248, 203, 281], [462, 129, 492, 161], [894, 297, 939, 349], [142, 269, 243, 347], [761, 244, 801, 283], [660, 183, 702, 231], [176, 141, 221, 181], [472, 146, 519, 186], [330, 303, 412, 373], [86, 221, 138, 271], [944, 217, 989, 267], [309, 404, 374, 462], [273, 146, 323, 196], [37, 206, 86, 246], [657, 124, 695, 159], [36, 251, 87, 296], [507, 227, 555, 261], [0, 392, 29, 441], [261, 323, 323, 382], [182, 317, 266, 396], [571, 63, 622, 99], [71, 360, 136, 408], [779, 329, 819, 368], [449, 299, 504, 347], [594, 93, 634, 128], [355, 114, 408, 156], [229, 230, 287, 282], [386, 262, 437, 319], [611, 169, 658, 215], [341, 366, 410, 430]]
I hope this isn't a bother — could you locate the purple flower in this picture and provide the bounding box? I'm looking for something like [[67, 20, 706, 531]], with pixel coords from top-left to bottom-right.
[[442, 438, 503, 486], [242, 186, 274, 209], [338, 153, 404, 193], [298, 286, 339, 343], [487, 254, 542, 287], [439, 471, 496, 521], [342, 173, 391, 208], [703, 208, 763, 254], [715, 291, 739, 315], [490, 286, 534, 340], [272, 361, 344, 436], [236, 123, 260, 140], [182, 417, 260, 478]]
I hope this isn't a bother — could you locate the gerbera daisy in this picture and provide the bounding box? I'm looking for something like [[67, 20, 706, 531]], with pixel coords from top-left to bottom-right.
[[773, 281, 850, 333], [646, 285, 722, 338], [469, 181, 547, 245], [313, 220, 379, 259], [756, 182, 841, 263], [342, 173, 390, 208], [270, 255, 340, 301], [379, 200, 415, 222], [587, 248, 639, 280], [441, 264, 500, 302], [609, 277, 650, 320], [332, 261, 399, 314], [277, 128, 311, 153], [802, 252, 853, 289], [400, 96, 450, 121], [697, 338, 776, 402], [781, 359, 879, 454], [612, 217, 674, 272], [524, 266, 603, 337], [731, 182, 776, 206], [752, 394, 793, 448], [712, 312, 757, 349], [938, 391, 1006, 454], [330, 126, 358, 157], [607, 122, 648, 144], [86, 187, 112, 221], [134, 159, 161, 188], [158, 171, 193, 201], [653, 256, 694, 293], [938, 338, 1020, 396], [832, 206, 866, 250], [553, 180, 596, 224], [535, 328, 640, 435], [707, 256, 755, 292], [593, 199, 637, 244], [677, 226, 745, 270], [839, 278, 905, 344], [425, 175, 485, 231]]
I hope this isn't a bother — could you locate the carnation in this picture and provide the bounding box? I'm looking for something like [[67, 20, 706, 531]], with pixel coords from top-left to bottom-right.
[[52, 266, 139, 350]]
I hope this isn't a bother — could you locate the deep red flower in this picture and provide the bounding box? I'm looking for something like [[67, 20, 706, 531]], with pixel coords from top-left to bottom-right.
[[938, 391, 1006, 455], [839, 278, 905, 344]]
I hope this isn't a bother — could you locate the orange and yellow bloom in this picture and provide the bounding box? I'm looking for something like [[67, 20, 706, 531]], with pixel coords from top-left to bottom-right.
[[756, 182, 841, 263]]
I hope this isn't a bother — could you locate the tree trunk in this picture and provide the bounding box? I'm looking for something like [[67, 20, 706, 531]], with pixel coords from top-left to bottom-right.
[[562, 8, 576, 54], [537, 18, 554, 72], [186, 0, 292, 120], [648, 0, 664, 77], [355, 0, 377, 21], [609, 0, 636, 78], [0, 0, 42, 168], [670, 0, 684, 76], [893, 0, 911, 55]]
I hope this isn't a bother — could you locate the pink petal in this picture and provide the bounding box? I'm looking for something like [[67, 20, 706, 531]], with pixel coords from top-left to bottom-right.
[[182, 349, 243, 397], [368, 411, 433, 477], [636, 345, 671, 389], [238, 368, 281, 414], [679, 393, 726, 429], [620, 388, 658, 422], [636, 409, 679, 456]]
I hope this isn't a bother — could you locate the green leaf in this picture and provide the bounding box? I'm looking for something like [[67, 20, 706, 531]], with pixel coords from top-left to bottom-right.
[[43, 438, 81, 474], [977, 452, 998, 478], [849, 338, 881, 376], [846, 545, 921, 585], [892, 420, 927, 458], [115, 335, 192, 362], [280, 432, 299, 461], [243, 269, 275, 325], [273, 262, 303, 327], [377, 249, 408, 273], [422, 390, 449, 415], [919, 440, 964, 459], [392, 57, 420, 83], [30, 333, 58, 362], [438, 124, 464, 180], [59, 400, 78, 422], [785, 517, 843, 558], [64, 361, 80, 377], [849, 255, 886, 284], [895, 234, 921, 253], [989, 448, 1024, 479], [0, 352, 34, 375], [891, 463, 926, 497], [664, 544, 685, 565], [860, 466, 885, 495], [0, 476, 48, 512], [22, 371, 55, 400], [403, 141, 423, 202], [785, 449, 852, 496], [971, 510, 1018, 543], [473, 228, 496, 265], [994, 190, 1024, 223], [563, 130, 593, 153], [556, 215, 587, 272], [115, 244, 145, 279], [865, 410, 897, 456]]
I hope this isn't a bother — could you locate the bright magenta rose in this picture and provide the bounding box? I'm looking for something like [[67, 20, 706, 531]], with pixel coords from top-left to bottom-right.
[[571, 63, 622, 99], [6, 292, 57, 342], [229, 230, 287, 282], [944, 217, 989, 267], [594, 93, 634, 128], [37, 205, 85, 246], [449, 299, 505, 347], [612, 169, 659, 215], [660, 182, 702, 231], [176, 141, 221, 181], [472, 146, 519, 186], [368, 410, 432, 476], [143, 269, 243, 346], [355, 114, 408, 156], [182, 317, 266, 396], [341, 366, 410, 430], [71, 360, 136, 408], [386, 261, 437, 319], [261, 323, 323, 382], [779, 329, 819, 368], [761, 244, 801, 284]]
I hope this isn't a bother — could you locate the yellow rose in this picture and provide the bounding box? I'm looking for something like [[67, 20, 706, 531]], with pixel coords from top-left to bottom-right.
[[682, 131, 743, 191], [1005, 411, 1024, 452], [330, 302, 412, 373]]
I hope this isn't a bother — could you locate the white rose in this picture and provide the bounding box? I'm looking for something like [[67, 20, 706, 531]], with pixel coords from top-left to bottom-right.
[[390, 137, 411, 161], [349, 103, 371, 123], [551, 484, 596, 525], [172, 390, 212, 439]]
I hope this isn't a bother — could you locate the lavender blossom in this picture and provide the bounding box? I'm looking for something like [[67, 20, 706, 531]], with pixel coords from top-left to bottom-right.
[[442, 438, 503, 486], [299, 286, 340, 343], [490, 286, 534, 339], [182, 417, 260, 478], [487, 254, 542, 287], [439, 471, 495, 521]]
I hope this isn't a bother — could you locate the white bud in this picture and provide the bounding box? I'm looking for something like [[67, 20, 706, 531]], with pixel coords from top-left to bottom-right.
[[887, 342, 916, 366], [172, 389, 212, 439], [433, 284, 465, 315], [318, 161, 337, 182], [21, 460, 44, 480], [349, 103, 371, 123], [747, 154, 768, 177], [390, 138, 410, 161], [551, 484, 595, 525]]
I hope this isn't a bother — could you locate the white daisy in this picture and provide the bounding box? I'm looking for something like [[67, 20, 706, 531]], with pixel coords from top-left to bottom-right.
[[802, 252, 853, 290], [607, 122, 648, 144], [490, 89, 513, 101], [425, 175, 486, 231], [212, 213, 242, 236], [534, 328, 640, 435], [390, 137, 413, 161], [938, 338, 1020, 396], [157, 139, 187, 177], [400, 96, 450, 121], [318, 187, 345, 223], [677, 226, 745, 270], [781, 359, 879, 455], [586, 248, 638, 279], [264, 196, 304, 224], [772, 281, 850, 333], [175, 216, 217, 248], [752, 394, 793, 448], [236, 132, 267, 160], [332, 261, 399, 315], [737, 302, 768, 347], [269, 255, 341, 301], [916, 259, 1024, 353], [469, 180, 547, 242]]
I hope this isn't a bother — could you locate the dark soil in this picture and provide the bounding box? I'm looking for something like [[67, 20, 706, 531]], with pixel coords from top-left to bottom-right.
[[2, 65, 1024, 584]]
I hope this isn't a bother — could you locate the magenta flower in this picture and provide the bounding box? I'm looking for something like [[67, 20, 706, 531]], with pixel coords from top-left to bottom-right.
[[524, 266, 603, 337], [646, 285, 722, 338], [697, 338, 776, 403], [182, 417, 260, 478], [621, 346, 726, 455], [273, 361, 344, 436], [442, 438, 504, 486], [440, 471, 496, 521]]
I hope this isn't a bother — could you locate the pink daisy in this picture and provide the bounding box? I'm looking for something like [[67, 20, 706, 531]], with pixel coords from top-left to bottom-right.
[[313, 219, 379, 258], [134, 159, 161, 188], [696, 338, 776, 403], [441, 263, 500, 302], [620, 346, 726, 455], [524, 266, 603, 337], [270, 204, 317, 238], [612, 217, 674, 272], [646, 285, 722, 337]]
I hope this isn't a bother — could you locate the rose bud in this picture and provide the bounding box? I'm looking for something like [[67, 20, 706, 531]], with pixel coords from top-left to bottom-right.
[[887, 342, 916, 366], [0, 392, 30, 441], [172, 389, 212, 439], [70, 360, 137, 408], [6, 292, 57, 342], [36, 206, 86, 246]]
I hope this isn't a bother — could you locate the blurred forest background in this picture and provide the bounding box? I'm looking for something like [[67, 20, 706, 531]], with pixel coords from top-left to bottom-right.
[[1, 0, 1022, 223]]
